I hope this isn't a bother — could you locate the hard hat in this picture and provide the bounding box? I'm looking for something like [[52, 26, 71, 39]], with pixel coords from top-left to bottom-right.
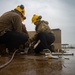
[[32, 14, 42, 23], [15, 5, 26, 21]]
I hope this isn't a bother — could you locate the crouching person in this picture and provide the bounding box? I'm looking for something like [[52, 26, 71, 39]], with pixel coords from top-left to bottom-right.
[[29, 14, 55, 54], [0, 5, 29, 55]]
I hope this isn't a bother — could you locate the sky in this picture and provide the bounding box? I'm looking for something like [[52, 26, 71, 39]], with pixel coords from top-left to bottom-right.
[[0, 0, 75, 46]]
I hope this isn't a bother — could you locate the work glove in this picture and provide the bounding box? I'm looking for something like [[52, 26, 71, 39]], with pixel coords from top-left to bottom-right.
[[25, 39, 31, 47]]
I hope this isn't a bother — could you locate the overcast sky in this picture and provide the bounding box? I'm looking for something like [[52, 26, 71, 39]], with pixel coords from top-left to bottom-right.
[[0, 0, 75, 46]]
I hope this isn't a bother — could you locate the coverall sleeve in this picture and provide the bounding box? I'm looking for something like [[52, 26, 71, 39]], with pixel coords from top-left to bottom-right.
[[12, 15, 22, 32], [22, 24, 29, 37]]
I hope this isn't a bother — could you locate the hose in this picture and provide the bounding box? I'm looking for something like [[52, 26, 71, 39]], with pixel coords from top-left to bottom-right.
[[0, 49, 18, 69]]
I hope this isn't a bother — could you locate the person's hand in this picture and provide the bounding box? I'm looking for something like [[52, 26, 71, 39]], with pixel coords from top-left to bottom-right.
[[25, 38, 33, 47]]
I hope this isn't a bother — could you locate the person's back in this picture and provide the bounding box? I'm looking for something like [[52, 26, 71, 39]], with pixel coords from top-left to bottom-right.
[[0, 10, 22, 36], [35, 20, 52, 33]]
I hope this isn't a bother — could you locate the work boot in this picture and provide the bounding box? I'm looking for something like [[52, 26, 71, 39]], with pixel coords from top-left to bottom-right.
[[49, 45, 55, 52], [20, 48, 29, 55], [40, 49, 52, 55]]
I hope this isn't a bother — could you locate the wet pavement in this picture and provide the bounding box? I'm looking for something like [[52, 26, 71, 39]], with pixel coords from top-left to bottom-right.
[[0, 49, 75, 75]]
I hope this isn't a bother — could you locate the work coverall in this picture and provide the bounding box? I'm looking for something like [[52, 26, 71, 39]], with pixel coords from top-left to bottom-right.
[[31, 20, 55, 53], [0, 10, 29, 53]]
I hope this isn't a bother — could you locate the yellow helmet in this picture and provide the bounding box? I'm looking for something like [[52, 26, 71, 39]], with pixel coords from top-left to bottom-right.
[[15, 5, 26, 21], [32, 14, 42, 23]]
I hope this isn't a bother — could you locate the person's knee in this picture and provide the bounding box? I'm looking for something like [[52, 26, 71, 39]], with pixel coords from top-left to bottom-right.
[[37, 32, 46, 39]]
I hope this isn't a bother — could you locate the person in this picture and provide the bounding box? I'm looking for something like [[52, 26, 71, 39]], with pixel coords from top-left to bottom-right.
[[30, 14, 55, 54], [0, 5, 29, 54]]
